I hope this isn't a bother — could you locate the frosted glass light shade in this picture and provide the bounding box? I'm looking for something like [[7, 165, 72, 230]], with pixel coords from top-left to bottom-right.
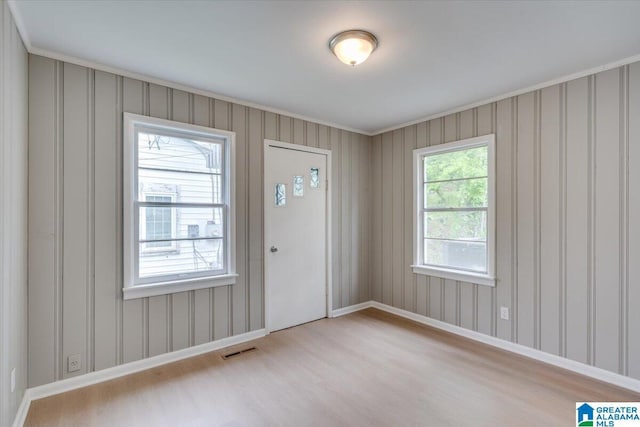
[[329, 30, 378, 66]]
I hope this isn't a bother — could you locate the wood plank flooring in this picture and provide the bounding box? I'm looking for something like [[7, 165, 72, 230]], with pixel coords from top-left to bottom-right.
[[24, 308, 640, 426]]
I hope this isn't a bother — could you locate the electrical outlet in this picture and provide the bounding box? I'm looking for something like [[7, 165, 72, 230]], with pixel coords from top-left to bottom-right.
[[11, 368, 15, 393], [500, 306, 510, 320], [67, 354, 81, 373]]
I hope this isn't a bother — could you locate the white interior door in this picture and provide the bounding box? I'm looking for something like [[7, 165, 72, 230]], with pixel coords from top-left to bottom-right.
[[265, 142, 328, 332]]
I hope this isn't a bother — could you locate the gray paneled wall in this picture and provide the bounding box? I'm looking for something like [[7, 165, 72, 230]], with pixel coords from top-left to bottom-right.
[[0, 0, 28, 425], [28, 55, 371, 387], [371, 63, 640, 380]]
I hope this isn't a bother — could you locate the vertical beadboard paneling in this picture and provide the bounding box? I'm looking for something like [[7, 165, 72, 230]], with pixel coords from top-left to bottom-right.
[[403, 125, 416, 312], [306, 122, 318, 148], [28, 54, 372, 388], [231, 103, 248, 335], [593, 69, 622, 373], [443, 114, 458, 325], [458, 109, 475, 331], [279, 115, 291, 143], [93, 70, 118, 370], [361, 133, 372, 303], [147, 296, 168, 356], [476, 103, 496, 336], [248, 108, 263, 330], [350, 133, 361, 305], [146, 83, 170, 356], [516, 92, 536, 348], [628, 63, 640, 380], [170, 292, 189, 351], [341, 130, 351, 307], [539, 84, 562, 356], [293, 118, 304, 145], [565, 77, 590, 364], [28, 55, 58, 386], [121, 77, 144, 364], [620, 66, 629, 376], [371, 135, 383, 303], [213, 99, 231, 340], [62, 63, 90, 378], [331, 127, 342, 309], [264, 112, 277, 140], [1, 2, 28, 421], [427, 120, 443, 320], [192, 94, 212, 345], [380, 132, 393, 306], [414, 123, 428, 317], [170, 89, 190, 357], [391, 130, 404, 308], [495, 98, 514, 342], [370, 61, 640, 382]]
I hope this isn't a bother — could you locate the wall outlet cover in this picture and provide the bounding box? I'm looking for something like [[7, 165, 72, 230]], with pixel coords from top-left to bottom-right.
[[500, 306, 510, 320], [68, 354, 81, 372]]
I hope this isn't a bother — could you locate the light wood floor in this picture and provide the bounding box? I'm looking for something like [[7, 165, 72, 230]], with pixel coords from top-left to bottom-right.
[[25, 308, 640, 426]]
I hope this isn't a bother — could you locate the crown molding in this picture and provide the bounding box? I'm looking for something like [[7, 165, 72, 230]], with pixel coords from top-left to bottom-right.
[[6, 0, 31, 51]]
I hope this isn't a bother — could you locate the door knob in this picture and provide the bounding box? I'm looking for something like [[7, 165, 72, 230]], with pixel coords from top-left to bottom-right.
[[270, 246, 278, 253]]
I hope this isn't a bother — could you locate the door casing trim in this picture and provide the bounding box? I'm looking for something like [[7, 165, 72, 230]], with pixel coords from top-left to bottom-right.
[[263, 139, 333, 333]]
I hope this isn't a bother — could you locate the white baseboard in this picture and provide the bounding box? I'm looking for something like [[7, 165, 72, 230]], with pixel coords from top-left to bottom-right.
[[12, 301, 640, 427], [365, 301, 640, 393], [11, 390, 32, 427], [331, 301, 373, 317], [12, 328, 266, 427]]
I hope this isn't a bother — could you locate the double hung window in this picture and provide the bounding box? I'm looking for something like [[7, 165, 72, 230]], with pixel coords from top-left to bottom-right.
[[412, 134, 495, 286], [123, 113, 236, 299]]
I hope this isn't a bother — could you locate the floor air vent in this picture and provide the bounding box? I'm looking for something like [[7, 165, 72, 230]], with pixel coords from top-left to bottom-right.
[[222, 346, 258, 360]]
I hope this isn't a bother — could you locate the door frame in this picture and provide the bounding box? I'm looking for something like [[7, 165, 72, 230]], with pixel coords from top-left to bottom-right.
[[263, 139, 332, 333]]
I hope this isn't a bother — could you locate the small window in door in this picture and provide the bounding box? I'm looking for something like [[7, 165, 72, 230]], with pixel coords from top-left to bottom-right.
[[275, 183, 286, 206], [310, 168, 320, 188], [293, 175, 304, 197]]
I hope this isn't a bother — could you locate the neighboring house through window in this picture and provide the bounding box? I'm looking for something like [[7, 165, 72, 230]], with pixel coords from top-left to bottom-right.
[[145, 194, 173, 247], [412, 134, 496, 286], [123, 113, 236, 299], [142, 193, 177, 251]]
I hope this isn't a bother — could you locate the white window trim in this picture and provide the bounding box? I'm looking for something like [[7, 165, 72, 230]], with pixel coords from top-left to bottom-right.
[[411, 134, 496, 287], [123, 112, 237, 300]]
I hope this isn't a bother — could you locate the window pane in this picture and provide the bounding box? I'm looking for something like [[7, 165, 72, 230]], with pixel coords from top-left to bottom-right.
[[139, 170, 222, 204], [424, 239, 487, 273], [138, 131, 223, 174], [145, 195, 173, 248], [275, 183, 286, 206], [424, 146, 487, 182], [293, 175, 304, 197], [310, 168, 320, 188], [139, 206, 224, 242], [425, 210, 486, 240], [139, 238, 224, 278], [424, 177, 487, 209]]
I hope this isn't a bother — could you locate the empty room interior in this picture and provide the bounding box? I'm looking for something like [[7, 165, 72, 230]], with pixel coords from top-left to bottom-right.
[[2, 0, 640, 425]]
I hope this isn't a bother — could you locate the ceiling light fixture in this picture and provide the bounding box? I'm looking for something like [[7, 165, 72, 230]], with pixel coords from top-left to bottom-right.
[[329, 30, 378, 66]]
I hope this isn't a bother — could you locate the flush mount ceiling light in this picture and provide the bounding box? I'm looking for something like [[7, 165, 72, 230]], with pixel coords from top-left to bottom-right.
[[329, 30, 378, 66]]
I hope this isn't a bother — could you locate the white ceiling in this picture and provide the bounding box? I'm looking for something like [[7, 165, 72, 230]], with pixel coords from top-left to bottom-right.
[[11, 0, 640, 135]]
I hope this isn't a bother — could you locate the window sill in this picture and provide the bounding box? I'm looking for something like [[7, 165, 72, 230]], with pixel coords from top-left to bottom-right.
[[123, 273, 238, 300], [411, 265, 495, 287]]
